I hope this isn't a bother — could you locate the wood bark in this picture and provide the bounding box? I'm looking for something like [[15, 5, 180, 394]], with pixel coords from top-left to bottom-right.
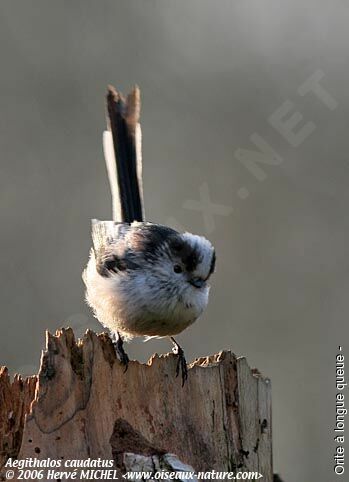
[[0, 328, 273, 481]]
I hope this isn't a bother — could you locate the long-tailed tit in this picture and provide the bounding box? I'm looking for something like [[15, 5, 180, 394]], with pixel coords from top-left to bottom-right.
[[83, 86, 216, 385]]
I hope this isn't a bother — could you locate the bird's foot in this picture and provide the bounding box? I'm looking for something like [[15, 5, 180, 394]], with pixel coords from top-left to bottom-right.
[[171, 337, 188, 387], [113, 333, 129, 373]]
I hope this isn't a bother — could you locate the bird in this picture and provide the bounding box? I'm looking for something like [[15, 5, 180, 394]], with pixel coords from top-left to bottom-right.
[[83, 85, 216, 385]]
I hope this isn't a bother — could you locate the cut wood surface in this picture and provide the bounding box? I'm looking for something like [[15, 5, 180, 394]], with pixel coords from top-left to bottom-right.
[[0, 328, 273, 481]]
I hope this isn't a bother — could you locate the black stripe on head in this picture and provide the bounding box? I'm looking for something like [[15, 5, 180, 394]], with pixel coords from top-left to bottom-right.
[[209, 250, 216, 275], [168, 237, 202, 272], [128, 224, 179, 259]]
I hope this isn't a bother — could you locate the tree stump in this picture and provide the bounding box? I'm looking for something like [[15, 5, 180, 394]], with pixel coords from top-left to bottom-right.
[[0, 328, 273, 480]]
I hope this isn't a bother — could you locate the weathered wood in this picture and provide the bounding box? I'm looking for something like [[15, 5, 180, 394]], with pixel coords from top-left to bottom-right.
[[0, 368, 36, 468], [0, 328, 273, 480]]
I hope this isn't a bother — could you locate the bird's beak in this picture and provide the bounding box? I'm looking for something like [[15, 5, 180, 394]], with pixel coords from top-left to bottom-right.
[[189, 277, 206, 289]]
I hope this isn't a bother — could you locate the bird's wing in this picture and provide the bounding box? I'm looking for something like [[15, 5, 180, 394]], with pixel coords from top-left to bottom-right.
[[91, 219, 127, 254]]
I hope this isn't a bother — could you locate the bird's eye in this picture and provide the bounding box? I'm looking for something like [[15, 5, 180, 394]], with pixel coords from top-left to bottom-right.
[[173, 264, 183, 273]]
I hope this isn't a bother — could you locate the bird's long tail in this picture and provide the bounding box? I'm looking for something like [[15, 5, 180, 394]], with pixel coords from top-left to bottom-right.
[[103, 85, 145, 223]]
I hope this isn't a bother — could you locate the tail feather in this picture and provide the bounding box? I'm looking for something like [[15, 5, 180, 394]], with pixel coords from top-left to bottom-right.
[[105, 85, 145, 223], [103, 131, 122, 222]]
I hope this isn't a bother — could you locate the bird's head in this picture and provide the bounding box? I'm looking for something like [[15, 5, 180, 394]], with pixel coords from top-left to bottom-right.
[[165, 232, 216, 291]]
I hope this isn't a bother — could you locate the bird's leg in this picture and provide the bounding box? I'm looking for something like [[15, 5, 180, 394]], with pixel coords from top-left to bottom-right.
[[111, 331, 129, 372], [170, 337, 188, 386]]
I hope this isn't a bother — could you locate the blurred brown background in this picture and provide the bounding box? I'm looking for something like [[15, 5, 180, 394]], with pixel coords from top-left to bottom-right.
[[0, 2, 347, 481]]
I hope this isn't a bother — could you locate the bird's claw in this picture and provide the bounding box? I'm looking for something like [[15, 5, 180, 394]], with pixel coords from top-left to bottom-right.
[[113, 337, 129, 373], [172, 344, 188, 386]]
